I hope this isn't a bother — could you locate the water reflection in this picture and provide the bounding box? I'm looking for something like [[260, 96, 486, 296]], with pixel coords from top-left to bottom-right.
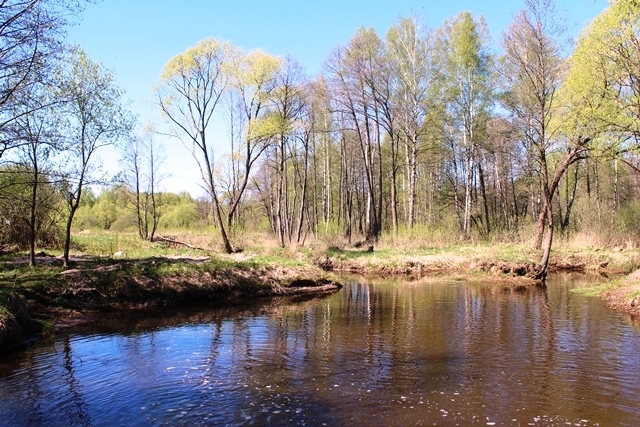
[[1, 275, 639, 426]]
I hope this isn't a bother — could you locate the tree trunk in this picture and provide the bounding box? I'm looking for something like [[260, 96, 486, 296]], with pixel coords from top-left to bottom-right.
[[532, 201, 547, 249], [276, 136, 286, 247], [408, 134, 418, 229], [211, 185, 233, 253], [561, 161, 580, 232], [204, 153, 232, 253], [534, 200, 554, 281], [28, 163, 38, 268], [296, 139, 309, 244], [463, 152, 473, 237], [63, 198, 80, 268], [389, 134, 399, 235], [479, 161, 490, 235]]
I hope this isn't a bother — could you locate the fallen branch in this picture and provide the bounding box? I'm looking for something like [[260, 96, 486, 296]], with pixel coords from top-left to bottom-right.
[[153, 235, 208, 252]]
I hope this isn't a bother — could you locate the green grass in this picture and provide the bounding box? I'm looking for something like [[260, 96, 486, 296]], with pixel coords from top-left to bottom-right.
[[71, 231, 208, 259], [625, 290, 640, 301], [570, 280, 623, 297]]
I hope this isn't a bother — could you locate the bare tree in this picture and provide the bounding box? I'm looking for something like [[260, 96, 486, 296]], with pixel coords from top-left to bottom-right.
[[500, 0, 579, 279], [120, 126, 165, 241], [326, 27, 385, 241], [156, 38, 234, 253], [0, 0, 87, 159]]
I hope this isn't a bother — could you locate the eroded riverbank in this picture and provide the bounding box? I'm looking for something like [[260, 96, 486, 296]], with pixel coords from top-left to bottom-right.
[[315, 246, 640, 318], [2, 245, 639, 353], [0, 257, 340, 352], [2, 275, 639, 426]]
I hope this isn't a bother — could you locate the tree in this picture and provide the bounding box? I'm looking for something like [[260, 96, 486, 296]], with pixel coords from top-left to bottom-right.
[[156, 37, 235, 253], [500, 0, 580, 279], [224, 49, 281, 228], [326, 27, 386, 241], [120, 126, 165, 241], [8, 78, 62, 266], [386, 16, 438, 229], [58, 46, 132, 267], [562, 0, 640, 141], [266, 57, 307, 247], [0, 0, 87, 159], [439, 12, 493, 238]]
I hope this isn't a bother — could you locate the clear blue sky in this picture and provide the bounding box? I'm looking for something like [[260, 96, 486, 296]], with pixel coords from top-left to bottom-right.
[[67, 0, 608, 196]]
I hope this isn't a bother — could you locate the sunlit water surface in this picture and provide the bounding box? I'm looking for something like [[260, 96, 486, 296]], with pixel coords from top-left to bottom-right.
[[1, 274, 639, 426]]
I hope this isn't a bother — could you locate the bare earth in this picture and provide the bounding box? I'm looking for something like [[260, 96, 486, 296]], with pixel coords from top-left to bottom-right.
[[602, 269, 640, 317]]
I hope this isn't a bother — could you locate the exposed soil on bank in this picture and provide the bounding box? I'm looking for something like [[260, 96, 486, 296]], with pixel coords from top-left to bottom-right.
[[0, 256, 340, 353], [601, 269, 640, 318], [315, 249, 611, 280], [2, 246, 638, 353], [315, 247, 639, 312]]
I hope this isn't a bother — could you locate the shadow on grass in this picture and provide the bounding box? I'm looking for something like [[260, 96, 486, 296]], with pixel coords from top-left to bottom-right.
[[325, 247, 388, 260]]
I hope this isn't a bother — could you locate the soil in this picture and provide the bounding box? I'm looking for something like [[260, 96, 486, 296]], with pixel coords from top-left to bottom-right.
[[315, 251, 604, 283], [0, 256, 341, 353], [601, 270, 640, 317], [1, 248, 636, 353]]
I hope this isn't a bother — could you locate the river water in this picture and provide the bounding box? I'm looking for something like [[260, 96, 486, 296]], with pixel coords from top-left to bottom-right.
[[1, 274, 639, 426]]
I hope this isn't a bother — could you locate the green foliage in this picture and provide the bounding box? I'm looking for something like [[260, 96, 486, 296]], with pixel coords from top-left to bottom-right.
[[562, 0, 640, 138], [612, 201, 640, 242], [160, 37, 234, 82], [0, 165, 63, 249], [160, 202, 199, 229], [317, 220, 346, 249]]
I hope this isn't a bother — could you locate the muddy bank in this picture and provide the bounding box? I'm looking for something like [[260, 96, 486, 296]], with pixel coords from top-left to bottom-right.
[[601, 270, 640, 318], [315, 251, 604, 281], [0, 259, 340, 353]]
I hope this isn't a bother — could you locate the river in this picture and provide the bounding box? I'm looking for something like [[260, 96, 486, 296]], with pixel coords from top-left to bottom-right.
[[1, 273, 639, 426]]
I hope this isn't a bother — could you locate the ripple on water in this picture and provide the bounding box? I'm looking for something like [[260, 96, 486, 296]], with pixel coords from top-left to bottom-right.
[[0, 276, 639, 426]]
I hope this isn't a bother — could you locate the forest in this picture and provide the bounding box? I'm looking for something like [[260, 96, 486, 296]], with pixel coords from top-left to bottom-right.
[[0, 0, 639, 280]]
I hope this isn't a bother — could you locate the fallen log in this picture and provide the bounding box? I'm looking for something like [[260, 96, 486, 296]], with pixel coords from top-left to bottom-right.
[[153, 235, 207, 252]]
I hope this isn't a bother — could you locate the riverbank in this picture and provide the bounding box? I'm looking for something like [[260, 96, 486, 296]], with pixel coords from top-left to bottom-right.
[[2, 241, 639, 353], [315, 243, 627, 278], [0, 255, 340, 352], [576, 268, 640, 318], [314, 243, 640, 316]]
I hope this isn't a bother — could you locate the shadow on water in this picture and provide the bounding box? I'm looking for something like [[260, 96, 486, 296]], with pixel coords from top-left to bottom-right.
[[1, 273, 639, 426]]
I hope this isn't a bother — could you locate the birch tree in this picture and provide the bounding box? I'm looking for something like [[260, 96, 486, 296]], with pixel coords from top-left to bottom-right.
[[439, 12, 492, 238], [386, 16, 437, 229]]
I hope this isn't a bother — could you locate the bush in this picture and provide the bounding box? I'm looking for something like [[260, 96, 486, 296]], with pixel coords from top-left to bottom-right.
[[0, 166, 62, 250], [317, 220, 346, 249], [109, 212, 139, 232], [159, 203, 199, 229]]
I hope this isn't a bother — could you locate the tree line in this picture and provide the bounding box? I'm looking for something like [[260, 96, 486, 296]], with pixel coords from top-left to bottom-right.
[[0, 0, 132, 267], [155, 0, 640, 278], [1, 0, 639, 279]]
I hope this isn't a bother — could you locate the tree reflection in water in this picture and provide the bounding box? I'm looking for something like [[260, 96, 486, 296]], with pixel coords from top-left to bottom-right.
[[0, 276, 639, 426]]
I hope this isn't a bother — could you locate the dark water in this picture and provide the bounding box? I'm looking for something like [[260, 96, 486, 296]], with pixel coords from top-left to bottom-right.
[[1, 274, 639, 426]]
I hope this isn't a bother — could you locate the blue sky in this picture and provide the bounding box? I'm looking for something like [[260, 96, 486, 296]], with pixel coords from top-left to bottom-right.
[[67, 0, 608, 196]]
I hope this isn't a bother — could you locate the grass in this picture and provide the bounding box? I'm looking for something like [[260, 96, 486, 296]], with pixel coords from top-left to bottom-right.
[[3, 228, 640, 327], [570, 280, 624, 297], [71, 231, 209, 259], [626, 290, 640, 301]]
